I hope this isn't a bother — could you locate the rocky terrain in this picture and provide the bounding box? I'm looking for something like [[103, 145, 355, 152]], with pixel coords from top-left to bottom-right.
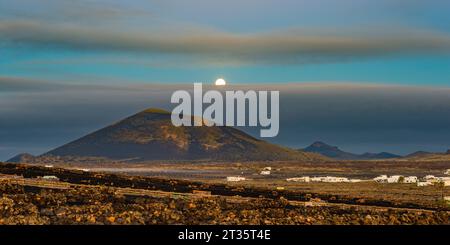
[[0, 179, 448, 225], [0, 162, 449, 225]]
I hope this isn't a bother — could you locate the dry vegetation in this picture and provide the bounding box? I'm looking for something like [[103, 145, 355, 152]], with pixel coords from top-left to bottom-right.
[[1, 180, 448, 225], [1, 162, 449, 225]]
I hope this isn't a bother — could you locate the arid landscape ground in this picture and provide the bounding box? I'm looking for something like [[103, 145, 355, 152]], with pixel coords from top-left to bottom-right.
[[0, 161, 448, 225]]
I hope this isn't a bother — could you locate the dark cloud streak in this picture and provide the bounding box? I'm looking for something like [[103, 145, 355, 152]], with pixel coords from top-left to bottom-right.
[[1, 20, 450, 65]]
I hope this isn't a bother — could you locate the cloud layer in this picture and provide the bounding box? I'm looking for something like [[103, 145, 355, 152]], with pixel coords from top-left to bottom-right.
[[1, 20, 450, 65]]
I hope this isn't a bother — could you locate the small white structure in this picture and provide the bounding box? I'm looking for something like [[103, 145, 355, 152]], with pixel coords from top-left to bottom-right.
[[334, 177, 350, 183], [310, 176, 349, 183], [387, 175, 403, 183], [326, 177, 349, 183], [263, 167, 272, 171], [77, 168, 90, 172], [42, 176, 59, 181], [445, 169, 450, 175], [310, 177, 323, 182], [438, 177, 450, 186], [416, 176, 450, 187], [226, 176, 246, 182], [403, 176, 418, 183], [44, 165, 54, 168], [286, 176, 310, 182], [260, 170, 271, 175], [373, 175, 411, 183], [373, 175, 388, 183], [349, 179, 362, 183], [424, 175, 437, 181], [417, 182, 432, 187]]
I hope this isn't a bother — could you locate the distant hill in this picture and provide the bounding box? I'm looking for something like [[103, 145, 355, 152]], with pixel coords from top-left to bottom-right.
[[302, 141, 400, 160], [359, 152, 401, 159], [405, 151, 434, 158], [41, 108, 325, 162], [403, 150, 450, 161], [303, 141, 360, 160], [6, 153, 35, 163]]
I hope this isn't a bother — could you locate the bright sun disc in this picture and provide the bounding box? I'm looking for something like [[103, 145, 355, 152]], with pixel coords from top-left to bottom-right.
[[215, 78, 226, 86]]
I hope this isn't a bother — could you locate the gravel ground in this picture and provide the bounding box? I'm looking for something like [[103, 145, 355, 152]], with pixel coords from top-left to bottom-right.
[[0, 180, 448, 225]]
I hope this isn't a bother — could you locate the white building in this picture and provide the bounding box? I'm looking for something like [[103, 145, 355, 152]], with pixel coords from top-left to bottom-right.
[[437, 177, 450, 186], [263, 167, 272, 171], [424, 175, 437, 181], [373, 175, 414, 183], [444, 169, 450, 175], [327, 177, 349, 183], [286, 176, 310, 183], [260, 170, 271, 175], [349, 179, 362, 183], [42, 176, 59, 181], [44, 165, 54, 168], [310, 177, 323, 182], [310, 176, 349, 183], [403, 176, 418, 183], [417, 182, 432, 187], [226, 176, 246, 182], [387, 175, 403, 183], [373, 175, 388, 183]]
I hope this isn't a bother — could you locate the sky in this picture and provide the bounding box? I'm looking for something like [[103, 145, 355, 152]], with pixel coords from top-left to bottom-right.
[[1, 0, 450, 160]]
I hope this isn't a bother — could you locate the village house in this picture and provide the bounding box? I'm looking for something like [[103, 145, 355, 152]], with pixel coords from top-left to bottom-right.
[[310, 177, 323, 182], [373, 175, 388, 183], [403, 176, 418, 183], [286, 176, 310, 182], [260, 170, 271, 175], [286, 176, 361, 183], [417, 182, 432, 187], [310, 176, 349, 183], [42, 176, 59, 181], [226, 176, 246, 182], [416, 176, 450, 187], [334, 177, 350, 183], [424, 175, 437, 181], [387, 175, 403, 183], [438, 177, 450, 186], [374, 175, 418, 184], [349, 179, 362, 183], [76, 168, 90, 172]]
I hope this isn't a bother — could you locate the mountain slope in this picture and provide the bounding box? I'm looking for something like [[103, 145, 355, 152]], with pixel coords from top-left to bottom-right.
[[302, 141, 400, 160], [303, 141, 359, 160], [44, 108, 325, 162], [359, 152, 401, 159], [405, 151, 433, 158], [403, 150, 450, 161], [6, 153, 36, 163]]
